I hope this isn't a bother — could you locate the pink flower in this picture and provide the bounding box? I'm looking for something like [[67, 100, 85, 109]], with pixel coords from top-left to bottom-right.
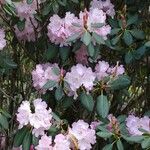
[[14, 1, 37, 20], [16, 101, 31, 128], [47, 12, 79, 46], [32, 63, 60, 93], [95, 61, 110, 80], [35, 135, 53, 150], [90, 121, 101, 130], [29, 99, 52, 137], [90, 0, 115, 17], [75, 45, 88, 65], [69, 120, 96, 150], [53, 134, 71, 150], [110, 64, 125, 76], [64, 64, 96, 98], [126, 115, 150, 136], [0, 29, 6, 50], [14, 18, 38, 42]]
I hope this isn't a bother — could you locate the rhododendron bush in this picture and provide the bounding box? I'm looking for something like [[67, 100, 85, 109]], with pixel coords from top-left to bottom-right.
[[0, 0, 150, 149]]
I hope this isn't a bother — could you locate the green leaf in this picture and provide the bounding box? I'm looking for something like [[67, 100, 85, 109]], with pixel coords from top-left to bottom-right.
[[17, 19, 25, 31], [22, 131, 32, 150], [13, 127, 29, 147], [52, 112, 61, 122], [88, 43, 95, 57], [59, 46, 70, 62], [62, 97, 74, 109], [43, 80, 57, 89], [130, 29, 145, 39], [125, 51, 134, 64], [122, 135, 144, 143], [66, 32, 81, 42], [145, 41, 150, 47], [58, 0, 67, 6], [91, 23, 104, 28], [123, 31, 133, 46], [44, 44, 59, 61], [133, 46, 146, 60], [52, 1, 59, 13], [32, 135, 39, 146], [52, 67, 60, 76], [117, 139, 124, 150], [97, 131, 112, 138], [102, 144, 113, 150], [82, 31, 91, 46], [141, 138, 150, 149], [48, 126, 59, 136], [111, 36, 120, 45], [26, 0, 33, 4], [1, 110, 11, 118], [71, 0, 79, 3], [93, 32, 105, 45], [110, 28, 121, 35], [127, 14, 138, 26], [109, 75, 131, 90], [42, 3, 51, 16], [96, 95, 109, 118], [55, 86, 64, 101], [0, 113, 9, 129], [79, 92, 94, 112], [3, 58, 17, 68]]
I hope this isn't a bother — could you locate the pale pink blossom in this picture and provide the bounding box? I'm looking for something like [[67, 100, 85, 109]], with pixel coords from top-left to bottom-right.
[[53, 134, 71, 150], [64, 64, 96, 98], [95, 61, 110, 80], [110, 65, 125, 76], [90, 0, 115, 17], [47, 12, 79, 46], [35, 134, 53, 150], [126, 115, 150, 136], [14, 1, 37, 19], [90, 121, 101, 130], [16, 101, 31, 128], [0, 29, 6, 50], [32, 63, 60, 93], [14, 18, 37, 42], [69, 120, 96, 150], [29, 99, 52, 137]]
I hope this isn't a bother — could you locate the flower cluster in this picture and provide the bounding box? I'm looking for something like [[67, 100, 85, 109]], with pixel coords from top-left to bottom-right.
[[14, 0, 42, 42], [47, 0, 113, 46], [126, 115, 150, 136], [16, 99, 53, 137], [47, 12, 79, 47], [64, 64, 96, 98], [32, 63, 61, 93], [69, 120, 96, 150], [32, 61, 125, 98], [0, 29, 6, 50], [14, 18, 38, 42], [95, 61, 125, 81], [90, 0, 115, 17], [35, 120, 96, 150]]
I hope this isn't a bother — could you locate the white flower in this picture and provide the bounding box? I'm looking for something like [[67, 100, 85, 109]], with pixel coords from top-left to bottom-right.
[[35, 134, 53, 150], [53, 134, 71, 150], [69, 120, 96, 150], [95, 61, 110, 80], [0, 29, 6, 50], [16, 101, 31, 128]]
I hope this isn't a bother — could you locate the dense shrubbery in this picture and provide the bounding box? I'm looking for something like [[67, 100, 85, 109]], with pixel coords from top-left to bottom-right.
[[0, 0, 150, 149]]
